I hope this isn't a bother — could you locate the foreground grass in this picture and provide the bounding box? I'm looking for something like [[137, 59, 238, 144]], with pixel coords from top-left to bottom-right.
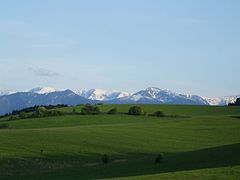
[[110, 165, 240, 180], [0, 105, 240, 179]]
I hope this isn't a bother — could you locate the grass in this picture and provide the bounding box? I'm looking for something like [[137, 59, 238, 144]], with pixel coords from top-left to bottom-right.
[[59, 104, 240, 116], [0, 104, 240, 179]]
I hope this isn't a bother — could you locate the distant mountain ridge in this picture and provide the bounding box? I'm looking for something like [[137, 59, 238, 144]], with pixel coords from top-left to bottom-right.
[[203, 95, 240, 106], [75, 89, 130, 101], [0, 87, 239, 115], [107, 87, 209, 105], [0, 89, 97, 115], [28, 87, 58, 94]]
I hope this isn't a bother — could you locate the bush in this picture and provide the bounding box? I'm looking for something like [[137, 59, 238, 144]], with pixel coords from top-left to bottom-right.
[[36, 107, 47, 117], [153, 111, 164, 117], [0, 123, 10, 129], [31, 107, 63, 118], [19, 112, 28, 119], [46, 110, 63, 116], [155, 153, 164, 164], [108, 108, 118, 114], [10, 104, 68, 115], [81, 105, 101, 115], [9, 115, 18, 121], [128, 106, 143, 115], [101, 154, 110, 163]]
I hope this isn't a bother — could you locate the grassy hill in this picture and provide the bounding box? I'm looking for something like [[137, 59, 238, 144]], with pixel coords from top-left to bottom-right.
[[0, 104, 240, 179]]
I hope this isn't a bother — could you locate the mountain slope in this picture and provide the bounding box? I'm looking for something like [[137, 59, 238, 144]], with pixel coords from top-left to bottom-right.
[[0, 90, 97, 115], [75, 89, 130, 101], [1, 86, 239, 115], [107, 87, 209, 105], [203, 95, 240, 106], [28, 87, 58, 94]]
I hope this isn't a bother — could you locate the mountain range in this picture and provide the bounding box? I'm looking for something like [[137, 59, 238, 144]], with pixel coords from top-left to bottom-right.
[[0, 87, 239, 115]]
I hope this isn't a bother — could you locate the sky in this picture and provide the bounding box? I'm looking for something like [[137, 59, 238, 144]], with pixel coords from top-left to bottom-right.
[[0, 0, 240, 97]]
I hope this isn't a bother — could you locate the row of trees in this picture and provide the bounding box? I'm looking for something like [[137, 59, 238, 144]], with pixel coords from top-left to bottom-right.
[[11, 104, 68, 115], [7, 104, 165, 121], [79, 105, 165, 117], [128, 106, 164, 117], [9, 107, 64, 120]]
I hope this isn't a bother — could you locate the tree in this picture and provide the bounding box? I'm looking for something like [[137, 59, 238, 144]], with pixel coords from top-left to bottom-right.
[[155, 153, 164, 164], [108, 108, 118, 114], [81, 105, 101, 114], [128, 106, 143, 115], [101, 154, 110, 163], [19, 112, 28, 119], [47, 110, 63, 116], [153, 111, 164, 117], [9, 115, 18, 121], [32, 107, 47, 117]]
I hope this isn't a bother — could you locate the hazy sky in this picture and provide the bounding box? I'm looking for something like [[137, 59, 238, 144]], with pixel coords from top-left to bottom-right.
[[0, 0, 240, 97]]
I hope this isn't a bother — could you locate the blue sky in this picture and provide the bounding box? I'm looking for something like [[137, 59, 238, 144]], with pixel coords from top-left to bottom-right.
[[0, 0, 240, 97]]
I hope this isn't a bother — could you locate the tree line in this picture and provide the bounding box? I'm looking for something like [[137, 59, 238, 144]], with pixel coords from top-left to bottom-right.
[[5, 104, 166, 121]]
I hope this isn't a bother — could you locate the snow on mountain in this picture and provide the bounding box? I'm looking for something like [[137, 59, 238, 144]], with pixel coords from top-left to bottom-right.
[[28, 87, 58, 94], [7, 86, 240, 115], [203, 95, 240, 106], [75, 89, 130, 101], [110, 87, 209, 105], [0, 89, 97, 115], [0, 89, 15, 96]]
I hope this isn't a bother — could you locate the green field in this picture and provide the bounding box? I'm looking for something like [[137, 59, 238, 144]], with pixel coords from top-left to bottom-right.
[[0, 105, 240, 179]]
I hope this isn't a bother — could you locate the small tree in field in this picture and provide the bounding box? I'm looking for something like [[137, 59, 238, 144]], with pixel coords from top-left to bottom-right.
[[81, 105, 101, 114], [36, 107, 47, 117], [108, 108, 118, 114], [128, 106, 143, 115], [9, 115, 18, 121], [155, 153, 164, 164], [101, 154, 110, 163], [19, 112, 28, 119], [153, 111, 164, 117]]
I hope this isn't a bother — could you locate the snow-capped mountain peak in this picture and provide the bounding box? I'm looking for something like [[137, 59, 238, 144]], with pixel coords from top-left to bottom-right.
[[115, 87, 209, 105], [75, 89, 130, 101], [0, 89, 15, 96], [145, 87, 177, 98], [28, 87, 58, 94], [203, 95, 240, 106]]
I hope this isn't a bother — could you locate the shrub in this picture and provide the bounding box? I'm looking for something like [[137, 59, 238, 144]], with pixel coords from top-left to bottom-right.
[[0, 123, 10, 129], [155, 153, 164, 164], [47, 110, 63, 116], [108, 108, 118, 114], [128, 106, 143, 115], [36, 107, 47, 117], [153, 111, 164, 117], [101, 154, 110, 163], [31, 107, 63, 118], [81, 105, 101, 114], [9, 115, 18, 121], [19, 112, 28, 119]]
